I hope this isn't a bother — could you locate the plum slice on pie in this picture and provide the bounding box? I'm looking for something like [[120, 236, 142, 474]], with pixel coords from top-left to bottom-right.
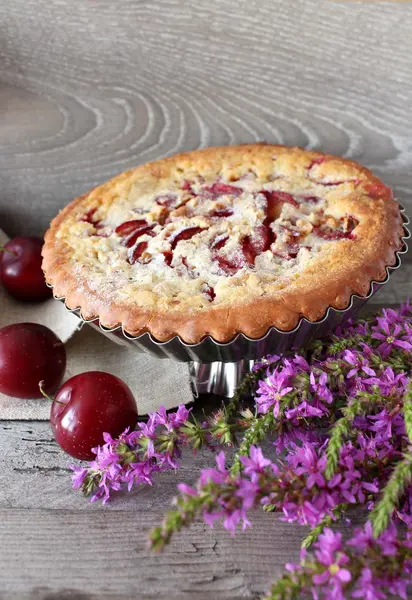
[[42, 144, 404, 343]]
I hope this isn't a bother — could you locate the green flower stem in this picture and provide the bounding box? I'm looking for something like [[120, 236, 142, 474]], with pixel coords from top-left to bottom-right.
[[230, 411, 275, 476], [265, 571, 307, 600], [150, 491, 212, 551], [0, 246, 17, 256], [403, 380, 412, 444], [180, 415, 248, 450], [224, 365, 269, 419], [324, 333, 372, 356], [150, 471, 279, 551], [81, 470, 102, 496], [370, 452, 412, 537], [325, 392, 382, 480], [301, 504, 348, 549], [80, 414, 251, 498]]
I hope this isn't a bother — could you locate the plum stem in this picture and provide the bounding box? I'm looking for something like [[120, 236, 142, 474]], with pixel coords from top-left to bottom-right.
[[38, 381, 65, 406], [0, 246, 18, 257]]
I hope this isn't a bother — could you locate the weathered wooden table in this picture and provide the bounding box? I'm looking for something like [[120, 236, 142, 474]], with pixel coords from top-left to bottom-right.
[[1, 0, 412, 597]]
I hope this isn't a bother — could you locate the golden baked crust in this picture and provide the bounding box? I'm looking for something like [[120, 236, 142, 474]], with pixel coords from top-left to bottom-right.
[[42, 144, 404, 343]]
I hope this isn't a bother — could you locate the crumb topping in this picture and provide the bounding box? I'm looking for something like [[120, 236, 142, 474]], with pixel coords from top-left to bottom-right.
[[59, 162, 372, 309], [44, 145, 402, 341]]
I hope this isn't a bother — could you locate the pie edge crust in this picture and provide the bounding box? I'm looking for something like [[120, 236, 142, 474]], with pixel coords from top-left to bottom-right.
[[42, 144, 405, 344]]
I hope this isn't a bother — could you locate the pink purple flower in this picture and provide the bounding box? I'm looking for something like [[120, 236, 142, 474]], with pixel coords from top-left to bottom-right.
[[342, 349, 376, 378], [371, 318, 412, 357], [255, 366, 293, 416]]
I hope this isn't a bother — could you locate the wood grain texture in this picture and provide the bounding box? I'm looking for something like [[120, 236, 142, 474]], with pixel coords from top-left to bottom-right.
[[0, 421, 297, 600], [0, 421, 362, 600], [1, 0, 412, 597], [1, 0, 412, 251], [0, 507, 299, 600]]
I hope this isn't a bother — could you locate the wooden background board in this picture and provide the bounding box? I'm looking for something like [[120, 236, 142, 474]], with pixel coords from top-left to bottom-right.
[[1, 0, 412, 598], [1, 0, 412, 240]]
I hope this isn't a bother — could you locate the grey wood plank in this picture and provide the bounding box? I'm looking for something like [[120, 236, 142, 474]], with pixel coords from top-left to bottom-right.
[[1, 0, 412, 242], [0, 507, 307, 600], [0, 422, 300, 599]]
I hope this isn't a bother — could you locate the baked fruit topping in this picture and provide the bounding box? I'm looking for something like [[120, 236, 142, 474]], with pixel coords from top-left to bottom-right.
[[42, 145, 404, 343]]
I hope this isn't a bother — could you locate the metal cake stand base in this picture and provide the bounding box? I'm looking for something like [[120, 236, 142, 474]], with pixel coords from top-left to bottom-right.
[[190, 360, 256, 397]]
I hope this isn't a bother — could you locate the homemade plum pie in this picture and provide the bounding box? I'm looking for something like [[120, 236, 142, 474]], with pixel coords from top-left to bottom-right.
[[42, 144, 404, 343]]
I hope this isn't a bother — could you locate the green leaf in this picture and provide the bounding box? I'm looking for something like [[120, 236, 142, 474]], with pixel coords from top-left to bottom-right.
[[230, 411, 275, 475], [370, 453, 412, 537], [325, 393, 382, 479], [225, 364, 269, 418], [403, 380, 412, 445], [301, 504, 348, 549]]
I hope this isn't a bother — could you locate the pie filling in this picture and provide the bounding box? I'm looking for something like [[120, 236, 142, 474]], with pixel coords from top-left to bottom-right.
[[71, 170, 364, 307]]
